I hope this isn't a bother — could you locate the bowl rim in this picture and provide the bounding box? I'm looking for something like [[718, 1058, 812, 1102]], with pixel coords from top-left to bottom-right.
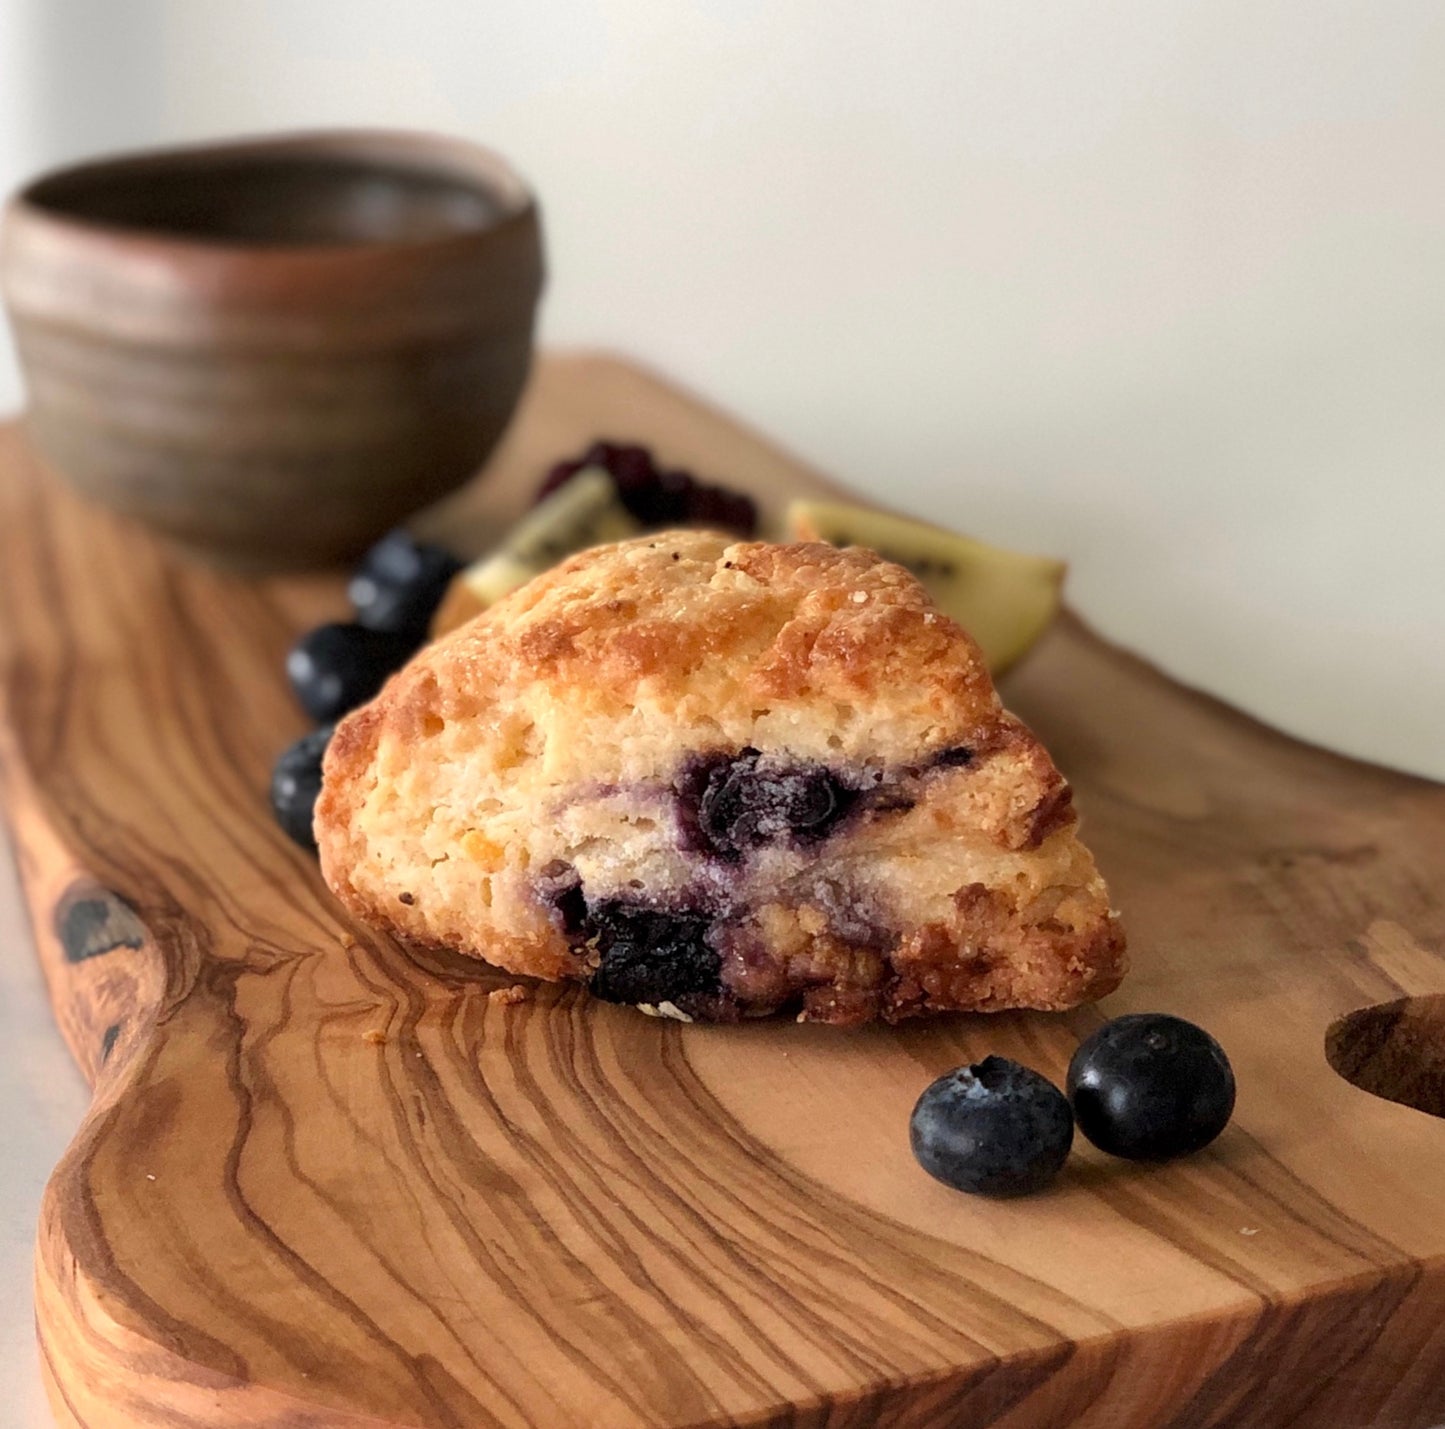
[[9, 128, 538, 262]]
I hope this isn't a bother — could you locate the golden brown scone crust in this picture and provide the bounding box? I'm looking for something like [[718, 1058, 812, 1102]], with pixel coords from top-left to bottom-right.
[[317, 532, 1124, 1024]]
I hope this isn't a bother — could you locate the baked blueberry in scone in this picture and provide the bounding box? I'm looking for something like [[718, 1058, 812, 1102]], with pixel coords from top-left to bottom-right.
[[315, 532, 1125, 1025]]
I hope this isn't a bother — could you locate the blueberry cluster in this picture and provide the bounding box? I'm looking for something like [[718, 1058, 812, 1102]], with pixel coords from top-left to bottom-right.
[[270, 530, 461, 850], [537, 441, 758, 536], [910, 1014, 1235, 1198]]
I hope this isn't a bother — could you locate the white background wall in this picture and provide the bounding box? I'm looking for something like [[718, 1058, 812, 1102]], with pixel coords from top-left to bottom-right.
[[1, 1, 1442, 780]]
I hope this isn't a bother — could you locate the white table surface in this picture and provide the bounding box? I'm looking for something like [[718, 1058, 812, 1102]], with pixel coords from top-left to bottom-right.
[[0, 818, 89, 1427]]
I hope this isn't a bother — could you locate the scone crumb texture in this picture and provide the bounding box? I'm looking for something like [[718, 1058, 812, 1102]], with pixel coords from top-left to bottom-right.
[[317, 532, 1124, 1026]]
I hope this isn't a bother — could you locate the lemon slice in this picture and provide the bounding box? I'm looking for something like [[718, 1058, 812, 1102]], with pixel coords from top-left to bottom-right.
[[784, 499, 1064, 674]]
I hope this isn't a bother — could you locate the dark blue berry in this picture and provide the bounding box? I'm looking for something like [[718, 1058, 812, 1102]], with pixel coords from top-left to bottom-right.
[[286, 622, 415, 722], [348, 530, 462, 639], [586, 902, 721, 1006], [910, 1057, 1074, 1197], [270, 725, 334, 850], [688, 749, 853, 858], [1067, 1014, 1235, 1161]]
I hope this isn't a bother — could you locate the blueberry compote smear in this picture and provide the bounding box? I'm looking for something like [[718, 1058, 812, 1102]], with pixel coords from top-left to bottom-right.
[[586, 903, 721, 1005], [681, 749, 854, 859], [537, 440, 758, 536]]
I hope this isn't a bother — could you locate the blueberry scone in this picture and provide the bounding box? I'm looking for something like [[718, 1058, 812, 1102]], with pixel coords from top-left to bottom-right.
[[316, 532, 1125, 1025]]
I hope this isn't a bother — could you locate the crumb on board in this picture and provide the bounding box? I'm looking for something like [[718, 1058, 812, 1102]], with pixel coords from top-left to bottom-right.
[[363, 1029, 388, 1046], [489, 984, 532, 1007], [340, 934, 359, 950]]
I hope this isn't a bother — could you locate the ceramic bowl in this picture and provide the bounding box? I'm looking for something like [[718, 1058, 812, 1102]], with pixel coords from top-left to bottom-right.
[[0, 130, 544, 567]]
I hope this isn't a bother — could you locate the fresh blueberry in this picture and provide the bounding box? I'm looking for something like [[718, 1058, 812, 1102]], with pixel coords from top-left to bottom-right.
[[910, 1057, 1074, 1197], [688, 749, 853, 858], [286, 622, 416, 722], [347, 530, 462, 639], [270, 726, 334, 850], [1067, 1013, 1236, 1161], [585, 902, 721, 1006]]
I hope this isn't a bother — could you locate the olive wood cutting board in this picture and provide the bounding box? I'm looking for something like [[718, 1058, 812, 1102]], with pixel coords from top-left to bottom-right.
[[2, 354, 1444, 1429]]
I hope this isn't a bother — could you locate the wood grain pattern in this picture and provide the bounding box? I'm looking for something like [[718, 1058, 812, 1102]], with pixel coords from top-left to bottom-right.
[[3, 353, 1445, 1428]]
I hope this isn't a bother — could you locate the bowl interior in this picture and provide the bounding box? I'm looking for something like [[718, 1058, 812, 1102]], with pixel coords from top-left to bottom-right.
[[24, 149, 505, 247]]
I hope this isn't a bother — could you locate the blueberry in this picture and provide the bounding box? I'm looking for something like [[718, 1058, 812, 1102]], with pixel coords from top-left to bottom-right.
[[585, 902, 721, 1006], [348, 530, 462, 639], [1067, 1013, 1235, 1161], [286, 622, 416, 722], [910, 1057, 1074, 1197], [270, 726, 334, 850], [689, 749, 853, 857]]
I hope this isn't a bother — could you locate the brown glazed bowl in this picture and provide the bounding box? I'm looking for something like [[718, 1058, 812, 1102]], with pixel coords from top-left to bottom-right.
[[0, 131, 544, 567]]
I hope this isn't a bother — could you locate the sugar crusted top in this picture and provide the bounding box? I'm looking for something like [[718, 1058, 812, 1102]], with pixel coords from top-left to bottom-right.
[[341, 533, 1005, 781]]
